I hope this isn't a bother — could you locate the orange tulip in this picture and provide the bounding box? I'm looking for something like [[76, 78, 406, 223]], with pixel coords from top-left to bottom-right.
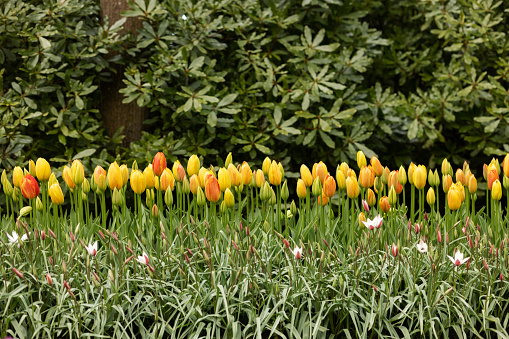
[[370, 157, 383, 176], [316, 162, 327, 184], [152, 152, 167, 177], [21, 174, 39, 199], [380, 196, 390, 213], [190, 174, 200, 194], [323, 174, 336, 198], [359, 166, 375, 188], [456, 169, 465, 186], [228, 163, 242, 186], [63, 166, 76, 189], [94, 166, 107, 191], [205, 174, 220, 203], [159, 169, 175, 191], [367, 188, 376, 207], [488, 169, 499, 190], [318, 192, 329, 206], [240, 162, 253, 186], [442, 174, 452, 193]]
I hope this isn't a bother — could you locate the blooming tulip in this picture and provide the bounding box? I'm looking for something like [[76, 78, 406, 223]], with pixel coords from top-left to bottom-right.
[[152, 152, 167, 177], [21, 174, 39, 199], [35, 158, 51, 181], [447, 250, 469, 266], [362, 214, 383, 230], [85, 241, 98, 257], [49, 183, 64, 205], [136, 252, 150, 265], [130, 170, 146, 195], [291, 246, 303, 259], [416, 240, 428, 253], [187, 155, 200, 176]]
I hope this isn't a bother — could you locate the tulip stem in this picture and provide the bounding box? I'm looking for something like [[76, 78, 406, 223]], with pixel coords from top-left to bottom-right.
[[238, 189, 242, 224], [410, 185, 415, 223], [277, 185, 281, 233]]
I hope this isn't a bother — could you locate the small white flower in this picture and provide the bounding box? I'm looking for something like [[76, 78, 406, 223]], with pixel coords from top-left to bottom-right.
[[85, 241, 98, 257], [291, 246, 303, 259], [362, 214, 383, 230], [416, 239, 428, 253], [136, 251, 150, 265], [7, 231, 29, 247], [447, 250, 469, 266]]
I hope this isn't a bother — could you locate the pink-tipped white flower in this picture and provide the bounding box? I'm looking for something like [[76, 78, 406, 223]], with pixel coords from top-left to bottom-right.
[[362, 199, 369, 213], [85, 241, 98, 257], [136, 251, 150, 265], [416, 239, 428, 253], [362, 214, 383, 230], [291, 246, 303, 259], [7, 231, 29, 247], [447, 250, 469, 267], [391, 243, 398, 257]]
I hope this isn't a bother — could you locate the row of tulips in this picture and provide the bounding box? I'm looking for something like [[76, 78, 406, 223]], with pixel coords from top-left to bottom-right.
[[0, 151, 508, 244]]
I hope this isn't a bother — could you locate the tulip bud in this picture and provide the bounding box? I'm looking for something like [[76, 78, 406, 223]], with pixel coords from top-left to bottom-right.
[[130, 170, 146, 195], [283, 238, 290, 249], [3, 177, 13, 197], [13, 267, 24, 279], [388, 186, 397, 205], [336, 168, 346, 191], [366, 188, 376, 207], [359, 212, 366, 226], [362, 200, 369, 213], [112, 188, 122, 206], [13, 166, 23, 187], [311, 177, 322, 197], [380, 196, 390, 213], [165, 186, 173, 206], [35, 158, 51, 181], [145, 188, 154, 206], [262, 157, 271, 176], [36, 197, 43, 211], [391, 243, 398, 257], [20, 174, 39, 199], [428, 169, 435, 186], [46, 273, 53, 285], [323, 175, 336, 198], [224, 188, 235, 208], [357, 151, 367, 169], [151, 204, 159, 218], [218, 167, 231, 192], [71, 160, 84, 185], [268, 187, 276, 206], [268, 161, 282, 186], [441, 158, 452, 176], [187, 155, 200, 176], [370, 157, 383, 176], [281, 180, 289, 200], [426, 187, 435, 206], [413, 165, 427, 190], [290, 200, 297, 216], [205, 174, 221, 202], [296, 179, 307, 199], [300, 165, 313, 187], [153, 152, 167, 177], [442, 174, 452, 193], [224, 152, 233, 169], [143, 166, 155, 189], [196, 186, 206, 206], [255, 169, 265, 188], [398, 166, 407, 186], [28, 159, 36, 177], [346, 176, 359, 199], [492, 180, 502, 201], [359, 166, 375, 188], [182, 176, 191, 194], [108, 162, 123, 190]]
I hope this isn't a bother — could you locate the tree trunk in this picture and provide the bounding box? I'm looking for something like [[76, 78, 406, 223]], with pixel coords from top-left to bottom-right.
[[100, 0, 146, 147]]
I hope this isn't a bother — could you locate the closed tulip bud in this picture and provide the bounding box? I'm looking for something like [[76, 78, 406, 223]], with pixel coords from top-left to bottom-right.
[[357, 151, 367, 169], [260, 182, 270, 201], [359, 166, 375, 188], [159, 168, 175, 192], [433, 169, 440, 187], [447, 187, 462, 210], [426, 187, 435, 205], [406, 163, 416, 185], [131, 160, 138, 172], [218, 167, 231, 191], [428, 169, 435, 186], [92, 166, 107, 192], [196, 186, 206, 206], [290, 200, 297, 215], [107, 162, 122, 190], [359, 212, 366, 226], [492, 180, 502, 201], [381, 166, 390, 185], [398, 166, 407, 185], [388, 186, 397, 205], [13, 166, 23, 187], [3, 178, 13, 196], [366, 188, 376, 207], [318, 192, 329, 206], [391, 243, 398, 257], [300, 165, 313, 187], [346, 176, 359, 199], [90, 175, 97, 192], [152, 152, 167, 177], [281, 180, 289, 200], [504, 175, 509, 190], [268, 161, 282, 186], [224, 188, 235, 208], [255, 169, 265, 188], [164, 186, 173, 206], [70, 160, 84, 185], [1, 169, 6, 186], [491, 158, 501, 176], [456, 169, 466, 186], [413, 165, 426, 190], [28, 159, 36, 177], [268, 187, 276, 206], [262, 157, 271, 176], [189, 174, 200, 195], [388, 170, 398, 190], [370, 157, 383, 176], [323, 175, 336, 198], [442, 174, 452, 193], [240, 162, 253, 186], [187, 155, 200, 176], [338, 162, 349, 177], [82, 178, 90, 194], [279, 162, 285, 179], [151, 204, 159, 218], [205, 174, 221, 203], [182, 176, 191, 194], [21, 174, 39, 199], [374, 177, 382, 194], [36, 196, 43, 211], [130, 170, 146, 195], [380, 196, 390, 213], [35, 158, 51, 181], [118, 164, 128, 187], [296, 179, 307, 199], [488, 169, 499, 191], [503, 153, 509, 177], [48, 183, 64, 205], [336, 168, 346, 190], [315, 162, 327, 184], [112, 188, 122, 206], [441, 158, 452, 176], [312, 177, 322, 197], [223, 152, 232, 169]]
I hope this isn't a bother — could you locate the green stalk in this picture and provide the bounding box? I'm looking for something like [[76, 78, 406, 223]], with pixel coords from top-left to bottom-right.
[[411, 185, 415, 223], [277, 185, 281, 233], [238, 189, 242, 224]]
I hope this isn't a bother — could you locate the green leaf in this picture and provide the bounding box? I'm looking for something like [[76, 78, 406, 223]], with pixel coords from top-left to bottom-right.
[[218, 94, 237, 107], [72, 148, 96, 160], [319, 130, 335, 148], [407, 119, 419, 140], [302, 92, 310, 111], [274, 106, 282, 125], [207, 112, 217, 127], [75, 96, 84, 110], [255, 143, 272, 154], [303, 130, 316, 146], [39, 36, 51, 50]]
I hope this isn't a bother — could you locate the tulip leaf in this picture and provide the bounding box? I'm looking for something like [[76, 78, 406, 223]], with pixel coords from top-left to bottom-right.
[[73, 148, 96, 160]]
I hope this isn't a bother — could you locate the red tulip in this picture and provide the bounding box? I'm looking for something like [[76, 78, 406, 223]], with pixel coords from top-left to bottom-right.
[[153, 152, 167, 177], [20, 174, 39, 199]]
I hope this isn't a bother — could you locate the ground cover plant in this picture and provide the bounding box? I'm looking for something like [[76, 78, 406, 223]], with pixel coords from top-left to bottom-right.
[[1, 152, 509, 338]]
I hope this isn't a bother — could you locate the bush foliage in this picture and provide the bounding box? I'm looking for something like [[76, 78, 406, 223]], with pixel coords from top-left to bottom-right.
[[2, 0, 509, 171]]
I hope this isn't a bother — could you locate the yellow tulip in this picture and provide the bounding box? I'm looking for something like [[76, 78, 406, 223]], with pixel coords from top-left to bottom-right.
[[218, 167, 231, 192], [296, 179, 307, 199], [190, 174, 200, 195], [35, 158, 51, 181], [48, 183, 64, 205], [346, 176, 359, 199], [240, 162, 253, 186], [143, 165, 155, 189], [224, 188, 235, 208], [447, 186, 462, 210], [300, 165, 313, 187], [228, 163, 242, 186], [468, 175, 477, 194], [408, 162, 417, 185], [13, 166, 23, 187], [120, 164, 129, 187], [94, 166, 107, 192], [357, 151, 367, 169], [187, 155, 200, 176], [108, 162, 122, 190], [426, 187, 435, 206], [268, 161, 282, 186], [29, 160, 36, 177], [130, 170, 146, 195], [71, 160, 84, 185], [492, 180, 502, 201], [413, 165, 427, 190], [255, 169, 265, 188], [63, 166, 75, 189], [262, 157, 271, 176], [370, 157, 383, 176]]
